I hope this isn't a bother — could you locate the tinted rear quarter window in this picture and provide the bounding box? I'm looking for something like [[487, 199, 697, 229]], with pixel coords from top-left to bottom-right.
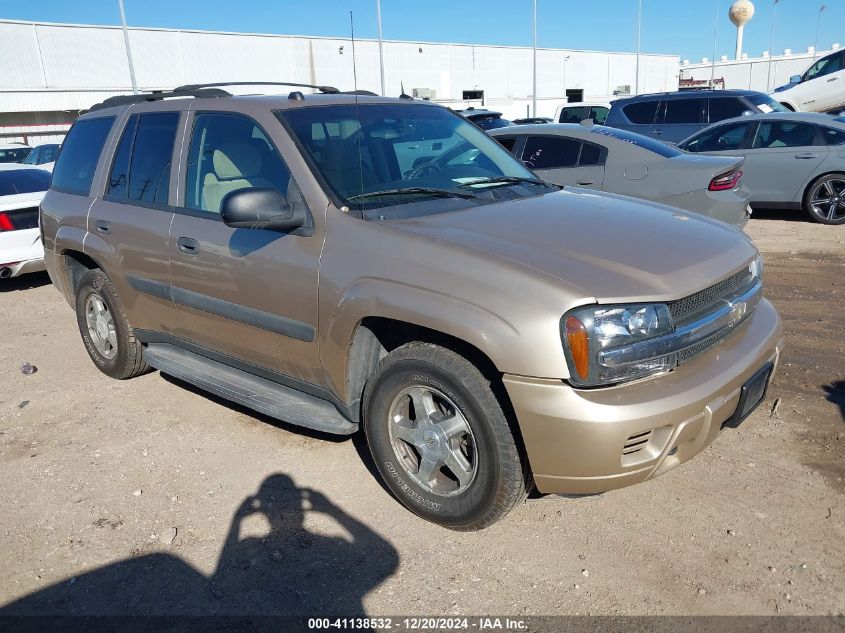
[[708, 98, 748, 122], [821, 127, 845, 145], [0, 169, 52, 196], [52, 117, 115, 195], [578, 142, 605, 166], [753, 121, 819, 148], [126, 112, 179, 204], [558, 107, 584, 123], [682, 121, 753, 152], [495, 137, 517, 152], [622, 101, 659, 125], [522, 136, 580, 169]]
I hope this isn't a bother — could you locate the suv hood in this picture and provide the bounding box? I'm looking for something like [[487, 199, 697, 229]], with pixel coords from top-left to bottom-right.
[[381, 188, 756, 303]]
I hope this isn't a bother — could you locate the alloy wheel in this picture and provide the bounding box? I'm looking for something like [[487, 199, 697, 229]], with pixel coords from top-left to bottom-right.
[[387, 385, 478, 496]]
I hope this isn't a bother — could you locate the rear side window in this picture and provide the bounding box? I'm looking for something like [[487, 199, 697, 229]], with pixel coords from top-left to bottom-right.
[[558, 107, 585, 123], [661, 99, 705, 124], [52, 117, 115, 195], [821, 127, 845, 146], [682, 121, 753, 152], [622, 101, 658, 125], [108, 116, 139, 198], [521, 136, 580, 169], [708, 98, 748, 122], [588, 106, 609, 124], [753, 121, 819, 148], [578, 142, 605, 166], [495, 137, 517, 153], [129, 113, 179, 204]]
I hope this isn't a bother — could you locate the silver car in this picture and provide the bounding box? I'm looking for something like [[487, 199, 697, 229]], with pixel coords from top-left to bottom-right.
[[678, 112, 845, 225], [490, 123, 751, 227]]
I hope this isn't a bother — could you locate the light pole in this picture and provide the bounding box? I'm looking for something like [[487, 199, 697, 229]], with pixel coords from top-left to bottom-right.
[[711, 0, 720, 87], [634, 0, 642, 95], [117, 0, 138, 94], [813, 4, 825, 61], [376, 0, 386, 96], [532, 0, 537, 117], [766, 0, 780, 92]]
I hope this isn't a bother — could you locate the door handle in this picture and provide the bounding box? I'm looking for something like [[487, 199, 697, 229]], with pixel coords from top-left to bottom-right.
[[650, 130, 663, 135], [794, 153, 819, 159], [577, 181, 595, 186], [177, 237, 199, 255], [94, 220, 111, 235], [827, 77, 838, 82]]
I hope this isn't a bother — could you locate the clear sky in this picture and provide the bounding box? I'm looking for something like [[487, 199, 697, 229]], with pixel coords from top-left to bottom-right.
[[1, 0, 840, 62]]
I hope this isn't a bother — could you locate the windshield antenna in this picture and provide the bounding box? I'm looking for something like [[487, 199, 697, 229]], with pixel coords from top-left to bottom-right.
[[350, 11, 364, 204]]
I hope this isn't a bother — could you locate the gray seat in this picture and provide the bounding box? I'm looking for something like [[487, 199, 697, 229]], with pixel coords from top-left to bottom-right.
[[319, 140, 378, 196], [202, 142, 274, 213]]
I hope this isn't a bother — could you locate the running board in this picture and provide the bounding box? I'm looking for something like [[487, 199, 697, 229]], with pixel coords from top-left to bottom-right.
[[143, 343, 358, 435]]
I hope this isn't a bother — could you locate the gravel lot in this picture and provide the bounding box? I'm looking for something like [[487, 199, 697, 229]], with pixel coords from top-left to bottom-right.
[[0, 212, 843, 617]]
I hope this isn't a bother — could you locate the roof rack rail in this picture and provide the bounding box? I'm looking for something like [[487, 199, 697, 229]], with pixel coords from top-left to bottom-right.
[[88, 87, 230, 112], [175, 81, 340, 94], [341, 89, 379, 96]]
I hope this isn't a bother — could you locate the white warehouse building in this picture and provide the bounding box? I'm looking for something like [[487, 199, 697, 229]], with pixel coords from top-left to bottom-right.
[[0, 19, 681, 144]]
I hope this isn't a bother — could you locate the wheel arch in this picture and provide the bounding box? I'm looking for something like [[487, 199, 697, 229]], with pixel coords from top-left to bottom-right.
[[345, 317, 531, 474]]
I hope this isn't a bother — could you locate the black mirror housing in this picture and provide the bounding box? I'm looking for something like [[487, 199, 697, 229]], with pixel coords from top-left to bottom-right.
[[220, 187, 305, 231]]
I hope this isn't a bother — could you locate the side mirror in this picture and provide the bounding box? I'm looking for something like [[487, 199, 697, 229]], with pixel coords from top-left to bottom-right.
[[790, 74, 802, 84], [220, 187, 305, 231]]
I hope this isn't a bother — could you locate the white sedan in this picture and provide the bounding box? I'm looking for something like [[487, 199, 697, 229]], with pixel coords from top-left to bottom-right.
[[0, 164, 51, 278]]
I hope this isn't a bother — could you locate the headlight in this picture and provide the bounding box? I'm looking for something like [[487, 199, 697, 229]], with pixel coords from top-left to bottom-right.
[[562, 303, 674, 387], [749, 254, 763, 282]]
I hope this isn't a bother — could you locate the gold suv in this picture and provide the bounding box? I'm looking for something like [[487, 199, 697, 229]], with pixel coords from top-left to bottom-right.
[[40, 84, 784, 529]]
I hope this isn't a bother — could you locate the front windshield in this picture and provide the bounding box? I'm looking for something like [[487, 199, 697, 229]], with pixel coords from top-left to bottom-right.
[[279, 103, 542, 213]]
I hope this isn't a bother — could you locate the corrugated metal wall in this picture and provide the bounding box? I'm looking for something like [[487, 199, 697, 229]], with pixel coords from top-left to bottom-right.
[[0, 19, 680, 120]]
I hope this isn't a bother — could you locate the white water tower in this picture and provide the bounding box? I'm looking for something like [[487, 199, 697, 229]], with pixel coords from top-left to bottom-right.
[[729, 0, 755, 60]]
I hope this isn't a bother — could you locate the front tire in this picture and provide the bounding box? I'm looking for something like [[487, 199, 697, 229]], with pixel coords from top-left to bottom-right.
[[363, 342, 529, 530], [74, 269, 150, 379], [803, 173, 845, 225]]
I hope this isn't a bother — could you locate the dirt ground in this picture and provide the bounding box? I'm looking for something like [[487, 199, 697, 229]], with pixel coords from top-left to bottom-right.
[[0, 211, 843, 618]]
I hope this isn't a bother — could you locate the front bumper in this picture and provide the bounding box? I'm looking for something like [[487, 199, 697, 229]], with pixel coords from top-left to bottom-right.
[[504, 298, 783, 495]]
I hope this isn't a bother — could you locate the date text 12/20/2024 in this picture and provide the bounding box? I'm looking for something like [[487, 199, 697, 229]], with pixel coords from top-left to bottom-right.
[[308, 617, 527, 630]]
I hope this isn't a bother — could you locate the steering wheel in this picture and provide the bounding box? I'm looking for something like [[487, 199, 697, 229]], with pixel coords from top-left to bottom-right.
[[405, 162, 441, 180]]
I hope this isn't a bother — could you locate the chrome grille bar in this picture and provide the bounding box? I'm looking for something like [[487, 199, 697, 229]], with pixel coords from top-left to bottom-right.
[[598, 279, 762, 369]]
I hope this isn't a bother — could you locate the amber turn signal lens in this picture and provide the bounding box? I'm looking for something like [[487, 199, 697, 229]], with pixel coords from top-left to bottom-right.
[[565, 315, 590, 380]]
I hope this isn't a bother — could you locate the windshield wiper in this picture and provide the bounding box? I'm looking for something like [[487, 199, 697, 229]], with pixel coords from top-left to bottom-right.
[[459, 176, 558, 188], [348, 187, 478, 202]]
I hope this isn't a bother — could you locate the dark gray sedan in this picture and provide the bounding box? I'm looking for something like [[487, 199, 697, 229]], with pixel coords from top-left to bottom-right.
[[678, 112, 845, 225]]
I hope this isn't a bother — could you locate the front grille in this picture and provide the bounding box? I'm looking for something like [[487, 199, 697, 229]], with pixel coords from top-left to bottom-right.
[[677, 328, 734, 363], [668, 268, 753, 324]]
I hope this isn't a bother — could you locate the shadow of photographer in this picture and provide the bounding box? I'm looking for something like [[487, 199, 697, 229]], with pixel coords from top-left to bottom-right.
[[1, 473, 399, 616]]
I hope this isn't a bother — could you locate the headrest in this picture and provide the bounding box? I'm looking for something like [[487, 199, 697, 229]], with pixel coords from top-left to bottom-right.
[[320, 141, 360, 171], [213, 142, 261, 180]]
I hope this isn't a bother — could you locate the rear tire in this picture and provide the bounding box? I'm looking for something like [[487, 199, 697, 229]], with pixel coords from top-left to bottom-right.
[[363, 342, 529, 530], [802, 173, 845, 225], [75, 269, 150, 379]]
